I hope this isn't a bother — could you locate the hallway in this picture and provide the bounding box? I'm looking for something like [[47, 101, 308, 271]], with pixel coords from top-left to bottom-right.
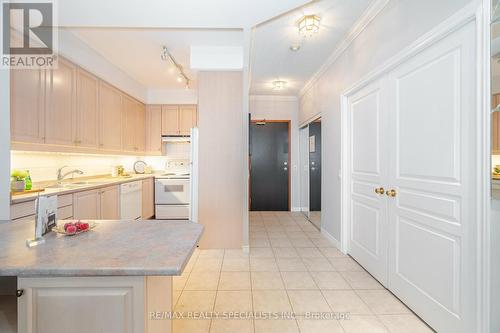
[[172, 211, 433, 333]]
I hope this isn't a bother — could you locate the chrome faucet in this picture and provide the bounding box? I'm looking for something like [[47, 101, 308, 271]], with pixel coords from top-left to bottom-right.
[[57, 166, 84, 184]]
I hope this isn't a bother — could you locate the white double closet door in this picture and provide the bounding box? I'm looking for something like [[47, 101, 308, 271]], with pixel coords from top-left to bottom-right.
[[346, 21, 476, 333]]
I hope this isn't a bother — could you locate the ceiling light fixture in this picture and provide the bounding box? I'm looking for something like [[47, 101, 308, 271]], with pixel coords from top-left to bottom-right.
[[298, 14, 320, 36], [290, 44, 301, 52], [272, 80, 287, 90], [161, 46, 191, 88]]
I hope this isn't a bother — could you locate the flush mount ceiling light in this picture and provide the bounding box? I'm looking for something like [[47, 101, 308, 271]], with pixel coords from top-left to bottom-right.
[[289, 44, 301, 52], [272, 80, 287, 90], [298, 14, 320, 37], [161, 46, 191, 89]]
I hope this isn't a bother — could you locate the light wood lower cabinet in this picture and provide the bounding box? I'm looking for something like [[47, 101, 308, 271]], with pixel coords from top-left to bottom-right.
[[142, 178, 154, 219], [73, 186, 120, 220], [100, 186, 120, 219], [17, 276, 172, 333]]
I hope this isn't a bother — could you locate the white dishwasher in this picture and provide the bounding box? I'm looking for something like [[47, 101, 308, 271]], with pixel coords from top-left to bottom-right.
[[120, 181, 142, 220]]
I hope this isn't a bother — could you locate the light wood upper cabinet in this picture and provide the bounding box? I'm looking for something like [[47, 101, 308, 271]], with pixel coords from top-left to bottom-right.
[[73, 189, 100, 220], [146, 105, 162, 154], [135, 102, 146, 152], [161, 104, 197, 136], [45, 58, 77, 146], [100, 185, 120, 219], [493, 94, 500, 154], [142, 178, 154, 219], [99, 81, 122, 151], [179, 105, 197, 135], [161, 105, 179, 136], [10, 69, 45, 143], [76, 69, 99, 148], [122, 95, 137, 151]]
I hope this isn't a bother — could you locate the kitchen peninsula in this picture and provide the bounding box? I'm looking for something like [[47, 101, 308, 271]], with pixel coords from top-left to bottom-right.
[[0, 219, 203, 333]]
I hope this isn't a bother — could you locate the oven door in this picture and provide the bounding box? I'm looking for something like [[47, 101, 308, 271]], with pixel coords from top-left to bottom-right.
[[155, 178, 190, 205]]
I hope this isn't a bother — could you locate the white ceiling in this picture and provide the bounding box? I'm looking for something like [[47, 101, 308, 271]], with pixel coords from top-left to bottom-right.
[[250, 0, 373, 95], [67, 28, 244, 90]]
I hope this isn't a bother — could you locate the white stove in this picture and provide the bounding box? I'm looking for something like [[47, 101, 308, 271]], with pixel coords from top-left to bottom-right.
[[155, 159, 191, 220]]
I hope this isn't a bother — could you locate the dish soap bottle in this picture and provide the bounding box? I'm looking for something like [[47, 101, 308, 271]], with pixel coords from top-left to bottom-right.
[[25, 170, 32, 190]]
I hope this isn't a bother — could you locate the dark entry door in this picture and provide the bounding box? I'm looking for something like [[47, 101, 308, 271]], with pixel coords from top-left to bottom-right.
[[309, 121, 321, 211], [250, 121, 289, 211]]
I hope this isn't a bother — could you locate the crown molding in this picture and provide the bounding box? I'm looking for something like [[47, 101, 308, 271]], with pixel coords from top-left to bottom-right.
[[298, 0, 390, 98], [250, 95, 298, 101]]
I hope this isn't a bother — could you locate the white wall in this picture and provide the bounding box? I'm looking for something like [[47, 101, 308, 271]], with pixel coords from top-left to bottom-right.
[[298, 0, 473, 242], [0, 69, 10, 220], [250, 95, 300, 210], [147, 89, 198, 104]]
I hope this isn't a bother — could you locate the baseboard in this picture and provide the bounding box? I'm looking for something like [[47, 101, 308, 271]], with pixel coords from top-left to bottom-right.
[[242, 245, 250, 254], [320, 228, 342, 251]]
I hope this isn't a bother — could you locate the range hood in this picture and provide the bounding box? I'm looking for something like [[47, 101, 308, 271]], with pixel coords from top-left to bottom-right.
[[161, 135, 191, 143]]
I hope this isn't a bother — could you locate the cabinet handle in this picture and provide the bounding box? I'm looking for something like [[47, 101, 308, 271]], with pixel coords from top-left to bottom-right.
[[374, 187, 385, 195], [386, 189, 397, 197], [16, 289, 24, 298]]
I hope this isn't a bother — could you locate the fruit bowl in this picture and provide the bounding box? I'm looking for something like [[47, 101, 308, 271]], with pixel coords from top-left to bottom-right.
[[53, 220, 97, 236]]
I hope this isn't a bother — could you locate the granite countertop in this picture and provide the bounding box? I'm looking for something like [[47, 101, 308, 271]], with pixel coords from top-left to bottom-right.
[[11, 173, 158, 204], [0, 219, 203, 277]]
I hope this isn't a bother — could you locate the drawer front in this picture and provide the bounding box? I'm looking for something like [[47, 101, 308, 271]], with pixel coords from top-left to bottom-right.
[[155, 205, 189, 220], [58, 205, 73, 220], [11, 200, 36, 220], [58, 194, 73, 208], [12, 214, 35, 223]]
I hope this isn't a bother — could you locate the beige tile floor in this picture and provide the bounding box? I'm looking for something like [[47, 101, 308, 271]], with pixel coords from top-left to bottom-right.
[[173, 211, 434, 333]]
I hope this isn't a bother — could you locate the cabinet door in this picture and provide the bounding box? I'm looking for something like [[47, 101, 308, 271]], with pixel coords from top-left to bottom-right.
[[73, 190, 100, 220], [179, 105, 197, 135], [18, 277, 145, 333], [99, 82, 122, 150], [135, 102, 146, 152], [100, 186, 120, 220], [161, 105, 179, 135], [146, 105, 162, 154], [141, 178, 154, 219], [45, 58, 77, 146], [10, 69, 45, 143], [76, 69, 99, 148], [122, 95, 137, 151]]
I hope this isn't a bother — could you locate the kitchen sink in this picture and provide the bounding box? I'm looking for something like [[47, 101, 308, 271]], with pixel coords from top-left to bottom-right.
[[46, 180, 107, 189]]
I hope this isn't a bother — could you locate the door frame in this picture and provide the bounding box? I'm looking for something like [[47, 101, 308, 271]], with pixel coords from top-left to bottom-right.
[[249, 119, 291, 211], [340, 3, 489, 332]]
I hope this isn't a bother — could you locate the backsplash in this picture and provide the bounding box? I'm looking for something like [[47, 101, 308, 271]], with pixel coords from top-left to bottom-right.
[[11, 151, 170, 183], [494, 155, 500, 171]]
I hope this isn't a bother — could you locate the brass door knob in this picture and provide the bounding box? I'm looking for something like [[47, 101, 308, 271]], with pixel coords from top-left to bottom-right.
[[374, 187, 385, 195], [386, 189, 397, 197]]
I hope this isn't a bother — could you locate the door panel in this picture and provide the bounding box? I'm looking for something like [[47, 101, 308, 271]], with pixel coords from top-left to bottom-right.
[[73, 190, 100, 220], [100, 186, 120, 220], [386, 22, 476, 333], [161, 105, 179, 136], [309, 121, 321, 212], [347, 80, 388, 285], [45, 59, 76, 146], [76, 69, 99, 148], [179, 105, 197, 135], [146, 105, 162, 154], [99, 82, 122, 150], [122, 96, 137, 151], [250, 122, 289, 211]]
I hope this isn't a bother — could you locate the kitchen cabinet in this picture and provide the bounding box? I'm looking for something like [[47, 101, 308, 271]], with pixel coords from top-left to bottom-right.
[[136, 102, 146, 152], [100, 185, 120, 219], [73, 186, 120, 220], [146, 105, 162, 154], [76, 69, 99, 148], [73, 189, 100, 220], [142, 178, 155, 219], [10, 68, 46, 143], [122, 95, 137, 151], [161, 105, 179, 136], [493, 93, 500, 154], [99, 81, 123, 151], [161, 105, 197, 136], [45, 58, 77, 146], [179, 105, 197, 135]]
